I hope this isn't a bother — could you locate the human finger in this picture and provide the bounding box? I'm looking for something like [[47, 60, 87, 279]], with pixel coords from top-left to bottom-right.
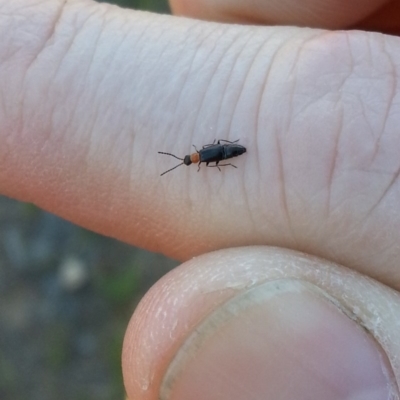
[[122, 247, 400, 400], [170, 0, 400, 32], [1, 1, 400, 288]]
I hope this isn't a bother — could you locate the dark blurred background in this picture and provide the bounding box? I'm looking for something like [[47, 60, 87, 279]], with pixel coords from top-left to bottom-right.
[[0, 1, 176, 399]]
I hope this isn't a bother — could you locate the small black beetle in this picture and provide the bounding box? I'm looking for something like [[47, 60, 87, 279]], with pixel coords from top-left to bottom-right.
[[158, 139, 246, 176]]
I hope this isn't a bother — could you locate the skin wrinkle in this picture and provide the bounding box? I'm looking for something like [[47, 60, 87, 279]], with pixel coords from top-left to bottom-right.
[[292, 32, 371, 226], [82, 17, 130, 150], [138, 24, 174, 165], [368, 34, 384, 162], [278, 35, 315, 246], [366, 162, 400, 217], [359, 90, 378, 144], [361, 40, 400, 217], [221, 33, 272, 234], [42, 5, 91, 87], [254, 32, 320, 236], [86, 19, 146, 166], [346, 34, 390, 148], [250, 32, 291, 234], [126, 17, 166, 81], [189, 26, 232, 146], [239, 160, 252, 236], [274, 128, 298, 247], [23, 0, 66, 74], [21, 3, 72, 148], [381, 37, 398, 136], [139, 19, 174, 78], [83, 28, 108, 173], [213, 30, 254, 138], [67, 36, 101, 170], [107, 18, 173, 187], [368, 36, 397, 164], [170, 20, 215, 116], [31, 5, 138, 199], [253, 35, 276, 192], [326, 104, 344, 219], [336, 34, 353, 94], [275, 35, 315, 248], [224, 31, 271, 154], [123, 16, 154, 71], [84, 9, 108, 87], [205, 31, 260, 232], [23, 3, 101, 154]]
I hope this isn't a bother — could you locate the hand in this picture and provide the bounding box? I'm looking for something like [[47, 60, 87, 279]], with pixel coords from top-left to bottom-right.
[[0, 1, 399, 399]]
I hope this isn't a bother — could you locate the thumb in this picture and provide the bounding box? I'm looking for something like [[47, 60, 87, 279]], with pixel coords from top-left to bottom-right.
[[122, 247, 400, 400]]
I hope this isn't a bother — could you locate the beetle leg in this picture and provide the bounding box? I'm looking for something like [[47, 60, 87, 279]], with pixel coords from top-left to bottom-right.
[[202, 140, 216, 148], [205, 162, 222, 171], [220, 163, 237, 168], [217, 139, 239, 144], [197, 161, 201, 172], [193, 144, 200, 153], [207, 163, 237, 169]]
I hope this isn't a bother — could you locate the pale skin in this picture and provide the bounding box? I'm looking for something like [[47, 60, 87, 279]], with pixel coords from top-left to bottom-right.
[[1, 0, 400, 399]]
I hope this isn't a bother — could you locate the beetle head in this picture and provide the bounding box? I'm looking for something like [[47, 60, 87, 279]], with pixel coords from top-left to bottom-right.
[[183, 155, 192, 166]]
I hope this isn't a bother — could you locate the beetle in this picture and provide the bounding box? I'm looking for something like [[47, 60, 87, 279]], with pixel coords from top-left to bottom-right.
[[158, 139, 246, 176]]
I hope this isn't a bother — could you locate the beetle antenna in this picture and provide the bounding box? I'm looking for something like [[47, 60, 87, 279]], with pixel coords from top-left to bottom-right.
[[160, 162, 184, 176], [158, 152, 186, 176], [158, 152, 184, 161]]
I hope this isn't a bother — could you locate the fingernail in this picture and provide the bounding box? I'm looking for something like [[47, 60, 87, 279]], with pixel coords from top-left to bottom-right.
[[160, 279, 396, 400]]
